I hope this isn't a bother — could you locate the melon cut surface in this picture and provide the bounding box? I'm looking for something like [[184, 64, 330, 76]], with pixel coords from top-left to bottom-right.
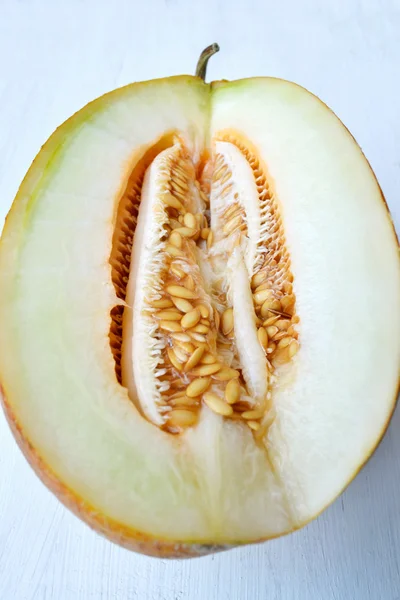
[[0, 73, 399, 557]]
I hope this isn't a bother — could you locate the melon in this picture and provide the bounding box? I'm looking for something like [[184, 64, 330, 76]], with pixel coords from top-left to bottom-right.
[[0, 44, 399, 558]]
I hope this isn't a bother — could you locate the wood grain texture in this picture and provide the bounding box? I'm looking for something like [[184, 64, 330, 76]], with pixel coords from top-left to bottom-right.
[[0, 0, 399, 598]]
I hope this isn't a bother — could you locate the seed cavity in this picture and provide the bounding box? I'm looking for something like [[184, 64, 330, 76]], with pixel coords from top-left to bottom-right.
[[109, 131, 300, 436]]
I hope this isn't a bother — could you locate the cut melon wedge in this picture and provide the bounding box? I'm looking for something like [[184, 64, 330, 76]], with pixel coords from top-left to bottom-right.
[[0, 55, 399, 557]]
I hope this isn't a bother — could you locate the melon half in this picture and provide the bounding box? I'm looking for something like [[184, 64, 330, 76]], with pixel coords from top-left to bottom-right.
[[0, 46, 399, 558]]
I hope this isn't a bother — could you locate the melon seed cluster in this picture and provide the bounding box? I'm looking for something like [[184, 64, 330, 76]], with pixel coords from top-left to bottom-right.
[[109, 136, 300, 436], [149, 158, 261, 434], [213, 139, 300, 370]]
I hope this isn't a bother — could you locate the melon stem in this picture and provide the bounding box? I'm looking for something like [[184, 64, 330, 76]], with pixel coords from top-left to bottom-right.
[[195, 43, 220, 81]]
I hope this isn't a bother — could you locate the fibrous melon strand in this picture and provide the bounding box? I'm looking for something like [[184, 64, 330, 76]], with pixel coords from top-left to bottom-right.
[[144, 150, 245, 434], [109, 134, 177, 382]]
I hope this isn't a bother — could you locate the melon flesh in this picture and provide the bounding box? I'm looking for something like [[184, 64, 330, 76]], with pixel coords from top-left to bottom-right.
[[0, 75, 399, 551]]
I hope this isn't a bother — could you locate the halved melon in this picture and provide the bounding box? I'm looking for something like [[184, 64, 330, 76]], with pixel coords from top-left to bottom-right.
[[0, 47, 399, 558]]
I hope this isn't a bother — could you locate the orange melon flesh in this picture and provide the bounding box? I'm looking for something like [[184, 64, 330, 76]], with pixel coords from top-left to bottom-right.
[[0, 74, 398, 556]]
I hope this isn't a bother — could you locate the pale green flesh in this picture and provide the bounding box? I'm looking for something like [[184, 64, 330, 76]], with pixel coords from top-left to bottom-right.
[[0, 76, 399, 544]]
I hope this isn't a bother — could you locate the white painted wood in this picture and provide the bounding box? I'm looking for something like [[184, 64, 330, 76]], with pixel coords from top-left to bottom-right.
[[0, 1, 399, 598]]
